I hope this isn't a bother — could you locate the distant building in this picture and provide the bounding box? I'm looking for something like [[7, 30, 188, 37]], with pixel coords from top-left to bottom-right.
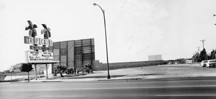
[[0, 72, 6, 80], [9, 63, 22, 72], [186, 59, 193, 64], [148, 55, 162, 61], [52, 38, 95, 71], [8, 63, 43, 74], [167, 58, 188, 64]]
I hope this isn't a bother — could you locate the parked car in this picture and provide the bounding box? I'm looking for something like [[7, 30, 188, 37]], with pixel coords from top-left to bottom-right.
[[201, 60, 208, 67], [201, 59, 216, 68]]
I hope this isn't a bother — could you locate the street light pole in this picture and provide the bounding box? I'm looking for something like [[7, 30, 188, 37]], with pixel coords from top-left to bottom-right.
[[200, 39, 206, 49], [93, 3, 111, 79]]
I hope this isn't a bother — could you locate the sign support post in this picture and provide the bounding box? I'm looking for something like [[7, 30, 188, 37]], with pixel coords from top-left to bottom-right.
[[46, 64, 48, 79], [34, 64, 37, 80]]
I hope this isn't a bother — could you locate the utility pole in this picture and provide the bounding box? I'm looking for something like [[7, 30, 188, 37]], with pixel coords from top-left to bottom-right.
[[214, 14, 216, 25], [197, 47, 200, 53]]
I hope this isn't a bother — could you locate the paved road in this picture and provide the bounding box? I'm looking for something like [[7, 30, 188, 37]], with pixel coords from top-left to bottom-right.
[[1, 78, 216, 99]]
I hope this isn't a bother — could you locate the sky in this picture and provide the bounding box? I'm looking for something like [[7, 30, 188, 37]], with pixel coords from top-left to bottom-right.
[[0, 0, 216, 71]]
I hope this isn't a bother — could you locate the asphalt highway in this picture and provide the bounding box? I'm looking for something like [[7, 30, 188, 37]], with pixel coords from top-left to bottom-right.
[[1, 78, 216, 99]]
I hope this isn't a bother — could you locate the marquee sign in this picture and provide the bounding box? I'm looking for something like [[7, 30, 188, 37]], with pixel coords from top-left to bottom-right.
[[25, 51, 54, 63]]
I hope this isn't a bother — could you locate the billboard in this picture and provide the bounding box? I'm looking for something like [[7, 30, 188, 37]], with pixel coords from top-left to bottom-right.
[[148, 54, 162, 61], [25, 51, 55, 63]]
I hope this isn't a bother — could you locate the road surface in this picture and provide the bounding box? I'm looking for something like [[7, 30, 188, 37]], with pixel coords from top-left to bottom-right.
[[1, 77, 216, 99]]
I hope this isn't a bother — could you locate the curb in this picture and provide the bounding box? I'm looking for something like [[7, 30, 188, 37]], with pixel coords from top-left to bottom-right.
[[5, 75, 216, 83]]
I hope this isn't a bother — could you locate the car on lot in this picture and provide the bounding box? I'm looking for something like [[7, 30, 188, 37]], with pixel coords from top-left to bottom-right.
[[201, 59, 216, 68], [201, 60, 208, 67]]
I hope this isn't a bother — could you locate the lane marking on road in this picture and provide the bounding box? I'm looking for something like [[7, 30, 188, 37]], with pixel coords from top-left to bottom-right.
[[1, 85, 216, 92], [137, 79, 216, 84], [156, 94, 216, 96], [39, 95, 84, 98]]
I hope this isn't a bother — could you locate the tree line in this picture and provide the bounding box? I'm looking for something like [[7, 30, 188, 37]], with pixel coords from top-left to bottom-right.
[[192, 48, 216, 62]]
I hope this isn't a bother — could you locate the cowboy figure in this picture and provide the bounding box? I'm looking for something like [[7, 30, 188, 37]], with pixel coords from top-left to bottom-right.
[[25, 20, 37, 37], [41, 24, 51, 39]]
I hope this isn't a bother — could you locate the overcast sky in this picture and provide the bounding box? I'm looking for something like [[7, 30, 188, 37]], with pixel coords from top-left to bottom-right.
[[0, 0, 216, 71]]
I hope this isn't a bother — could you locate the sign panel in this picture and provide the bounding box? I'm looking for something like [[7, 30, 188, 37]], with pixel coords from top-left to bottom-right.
[[24, 36, 53, 46], [29, 45, 50, 51], [148, 54, 162, 61], [26, 51, 55, 63]]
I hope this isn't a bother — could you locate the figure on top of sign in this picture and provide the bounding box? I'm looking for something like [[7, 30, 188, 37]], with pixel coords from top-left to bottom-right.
[[41, 24, 51, 39], [25, 20, 37, 37]]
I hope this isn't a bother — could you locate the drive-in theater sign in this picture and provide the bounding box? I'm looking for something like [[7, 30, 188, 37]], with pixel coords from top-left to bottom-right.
[[24, 20, 58, 79], [24, 36, 54, 63]]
